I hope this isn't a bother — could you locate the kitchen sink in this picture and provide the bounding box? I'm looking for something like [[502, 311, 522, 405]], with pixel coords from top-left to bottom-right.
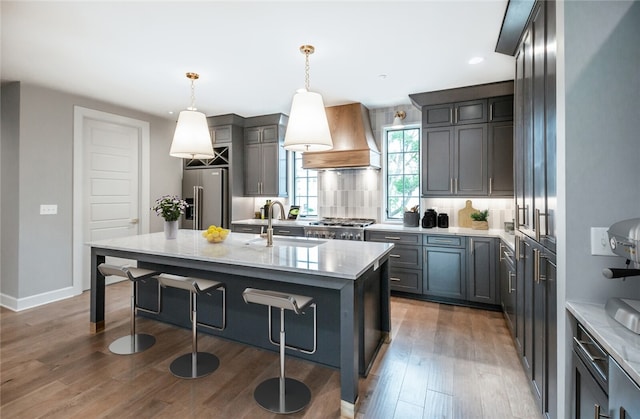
[[245, 237, 326, 248], [605, 298, 640, 334]]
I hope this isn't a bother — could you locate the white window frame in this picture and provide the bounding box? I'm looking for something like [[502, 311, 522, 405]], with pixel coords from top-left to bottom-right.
[[291, 152, 318, 217]]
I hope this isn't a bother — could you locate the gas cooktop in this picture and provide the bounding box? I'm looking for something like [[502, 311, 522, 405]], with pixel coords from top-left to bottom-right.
[[308, 218, 376, 228]]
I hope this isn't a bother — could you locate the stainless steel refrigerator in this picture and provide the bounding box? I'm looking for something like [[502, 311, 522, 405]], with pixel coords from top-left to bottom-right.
[[182, 168, 228, 230]]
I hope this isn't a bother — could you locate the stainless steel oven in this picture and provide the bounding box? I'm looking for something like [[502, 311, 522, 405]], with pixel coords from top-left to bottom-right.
[[303, 218, 375, 241]]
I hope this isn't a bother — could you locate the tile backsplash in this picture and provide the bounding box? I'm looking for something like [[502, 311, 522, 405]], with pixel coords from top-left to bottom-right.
[[317, 169, 381, 219], [420, 197, 514, 230]]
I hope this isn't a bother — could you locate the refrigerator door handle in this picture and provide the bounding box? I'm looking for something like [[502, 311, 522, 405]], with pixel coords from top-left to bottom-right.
[[193, 186, 204, 230]]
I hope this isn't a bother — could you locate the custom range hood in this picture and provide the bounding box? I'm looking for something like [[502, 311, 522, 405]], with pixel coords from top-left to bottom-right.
[[302, 102, 381, 170]]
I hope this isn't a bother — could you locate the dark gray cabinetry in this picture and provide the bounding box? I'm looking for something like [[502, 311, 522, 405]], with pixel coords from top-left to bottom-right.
[[423, 235, 466, 300], [365, 231, 422, 294], [610, 359, 640, 418], [243, 114, 288, 197], [572, 322, 609, 419], [272, 225, 304, 237], [423, 99, 487, 127], [467, 237, 498, 305], [499, 241, 517, 338], [488, 121, 514, 196], [421, 124, 488, 196], [514, 0, 556, 252], [518, 234, 557, 419], [230, 223, 304, 237], [231, 223, 262, 234], [488, 96, 514, 122]]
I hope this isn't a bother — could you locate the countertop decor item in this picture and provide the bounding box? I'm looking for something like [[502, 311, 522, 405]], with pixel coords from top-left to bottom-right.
[[457, 200, 478, 228], [403, 210, 420, 227], [470, 209, 489, 230], [152, 195, 188, 239]]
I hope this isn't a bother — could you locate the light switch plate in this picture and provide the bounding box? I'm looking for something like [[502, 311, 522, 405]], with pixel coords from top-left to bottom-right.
[[591, 227, 615, 256], [40, 204, 58, 215]]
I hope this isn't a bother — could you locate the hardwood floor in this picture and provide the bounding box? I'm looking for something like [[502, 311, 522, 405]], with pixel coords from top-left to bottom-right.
[[1, 282, 539, 418]]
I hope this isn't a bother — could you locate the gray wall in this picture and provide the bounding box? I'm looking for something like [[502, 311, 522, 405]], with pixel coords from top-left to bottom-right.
[[1, 82, 180, 302], [558, 2, 640, 417], [564, 0, 640, 303]]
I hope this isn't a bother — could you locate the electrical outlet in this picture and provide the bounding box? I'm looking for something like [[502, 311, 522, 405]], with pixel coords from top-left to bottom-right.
[[40, 204, 58, 215], [590, 227, 615, 256]]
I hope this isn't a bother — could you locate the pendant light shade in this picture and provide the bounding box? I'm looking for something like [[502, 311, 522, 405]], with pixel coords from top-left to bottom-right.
[[170, 109, 214, 159], [283, 45, 333, 152], [284, 88, 333, 152], [169, 72, 214, 159]]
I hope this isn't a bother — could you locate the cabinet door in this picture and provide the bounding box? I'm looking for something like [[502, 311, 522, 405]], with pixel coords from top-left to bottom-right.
[[489, 96, 514, 122], [521, 237, 534, 379], [573, 354, 608, 419], [515, 235, 526, 356], [455, 123, 487, 195], [423, 103, 454, 127], [488, 121, 514, 197], [211, 125, 232, 144], [422, 127, 454, 196], [388, 244, 422, 270], [244, 127, 261, 144], [423, 246, 466, 299], [260, 142, 279, 196], [467, 237, 498, 304], [260, 125, 278, 143], [514, 41, 527, 230], [521, 28, 535, 234], [542, 245, 558, 419], [244, 143, 261, 195], [499, 242, 516, 337], [610, 358, 640, 419], [455, 99, 487, 125], [389, 268, 422, 294]]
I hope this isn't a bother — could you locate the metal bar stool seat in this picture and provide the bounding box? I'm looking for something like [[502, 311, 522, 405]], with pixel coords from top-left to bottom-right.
[[242, 288, 317, 414], [157, 273, 225, 379], [98, 263, 160, 355]]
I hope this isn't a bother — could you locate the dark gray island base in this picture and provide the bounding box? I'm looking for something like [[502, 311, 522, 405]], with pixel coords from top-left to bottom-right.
[[88, 231, 392, 418]]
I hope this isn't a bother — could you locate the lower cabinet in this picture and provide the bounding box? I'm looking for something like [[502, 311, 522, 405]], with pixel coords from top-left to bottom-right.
[[609, 358, 640, 418], [423, 244, 466, 300], [467, 237, 498, 305], [365, 231, 422, 294], [230, 223, 304, 237], [499, 240, 517, 339]]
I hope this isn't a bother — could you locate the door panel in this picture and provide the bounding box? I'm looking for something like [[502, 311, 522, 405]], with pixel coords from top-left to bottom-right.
[[455, 124, 487, 195], [422, 127, 454, 195]]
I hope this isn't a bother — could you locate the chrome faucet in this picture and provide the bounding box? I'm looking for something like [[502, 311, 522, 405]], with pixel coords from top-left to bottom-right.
[[263, 200, 286, 247]]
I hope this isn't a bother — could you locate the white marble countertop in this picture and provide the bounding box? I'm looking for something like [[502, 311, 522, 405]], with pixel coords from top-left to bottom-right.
[[232, 218, 316, 227], [87, 230, 393, 280], [567, 300, 640, 385]]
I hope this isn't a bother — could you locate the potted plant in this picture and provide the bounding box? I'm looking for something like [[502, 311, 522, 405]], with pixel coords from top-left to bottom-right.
[[470, 209, 489, 230], [151, 195, 188, 239]]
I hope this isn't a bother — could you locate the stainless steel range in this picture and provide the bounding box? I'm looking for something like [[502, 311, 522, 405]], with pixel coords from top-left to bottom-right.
[[304, 218, 375, 241]]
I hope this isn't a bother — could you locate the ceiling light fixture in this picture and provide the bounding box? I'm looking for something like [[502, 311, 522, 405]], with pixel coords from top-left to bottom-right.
[[392, 110, 406, 128], [468, 56, 484, 65], [283, 45, 333, 152], [169, 72, 214, 159]]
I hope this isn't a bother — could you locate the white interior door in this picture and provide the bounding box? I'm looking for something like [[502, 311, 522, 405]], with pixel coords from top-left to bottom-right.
[[73, 107, 149, 292]]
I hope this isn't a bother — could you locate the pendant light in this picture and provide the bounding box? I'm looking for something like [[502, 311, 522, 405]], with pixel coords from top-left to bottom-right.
[[283, 45, 333, 152], [169, 72, 214, 159]]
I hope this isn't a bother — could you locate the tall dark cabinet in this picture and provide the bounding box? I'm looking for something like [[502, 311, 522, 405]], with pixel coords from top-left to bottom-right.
[[498, 1, 557, 418]]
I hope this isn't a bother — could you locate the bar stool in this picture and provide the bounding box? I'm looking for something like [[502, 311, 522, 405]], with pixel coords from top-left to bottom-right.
[[97, 263, 160, 355], [242, 288, 317, 414], [157, 273, 225, 379]]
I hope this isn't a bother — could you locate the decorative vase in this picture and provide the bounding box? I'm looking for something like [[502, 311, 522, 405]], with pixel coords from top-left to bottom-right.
[[403, 212, 420, 227], [471, 220, 489, 230], [164, 220, 179, 239]]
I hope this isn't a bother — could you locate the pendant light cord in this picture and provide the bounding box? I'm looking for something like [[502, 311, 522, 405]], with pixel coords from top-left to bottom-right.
[[189, 78, 196, 111], [304, 50, 310, 91]]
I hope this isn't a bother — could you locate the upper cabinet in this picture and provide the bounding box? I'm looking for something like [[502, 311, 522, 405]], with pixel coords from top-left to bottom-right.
[[513, 0, 557, 251], [243, 113, 288, 197], [412, 82, 515, 198]]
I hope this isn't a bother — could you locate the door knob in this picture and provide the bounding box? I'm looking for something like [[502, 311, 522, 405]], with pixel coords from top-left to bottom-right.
[[129, 218, 139, 224]]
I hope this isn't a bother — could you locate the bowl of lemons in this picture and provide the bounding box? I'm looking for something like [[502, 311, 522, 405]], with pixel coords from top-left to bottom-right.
[[202, 225, 230, 243]]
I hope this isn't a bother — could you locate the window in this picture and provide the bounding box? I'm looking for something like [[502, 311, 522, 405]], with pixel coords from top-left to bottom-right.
[[293, 153, 318, 217], [385, 126, 420, 220]]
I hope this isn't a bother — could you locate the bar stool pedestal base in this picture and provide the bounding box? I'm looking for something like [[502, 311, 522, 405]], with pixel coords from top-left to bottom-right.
[[254, 377, 311, 414], [169, 352, 219, 379], [109, 333, 156, 355]]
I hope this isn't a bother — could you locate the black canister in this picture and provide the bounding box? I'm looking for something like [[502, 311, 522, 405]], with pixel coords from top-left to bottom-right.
[[437, 213, 449, 228], [422, 209, 437, 228]]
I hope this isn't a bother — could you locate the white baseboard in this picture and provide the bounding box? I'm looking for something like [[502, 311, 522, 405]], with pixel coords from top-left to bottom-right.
[[0, 286, 80, 312]]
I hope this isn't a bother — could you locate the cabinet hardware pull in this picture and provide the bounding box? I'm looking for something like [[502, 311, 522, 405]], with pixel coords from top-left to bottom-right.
[[508, 271, 515, 293], [594, 404, 610, 419], [534, 248, 540, 284], [450, 108, 453, 125], [470, 238, 474, 255], [620, 407, 626, 419], [455, 107, 459, 124], [515, 235, 520, 261], [389, 254, 401, 258], [499, 243, 505, 261], [390, 277, 401, 282], [455, 178, 458, 194], [535, 209, 549, 242], [515, 204, 521, 227], [384, 236, 401, 240], [278, 230, 290, 233], [573, 337, 607, 363], [450, 178, 453, 193], [490, 103, 493, 121], [241, 228, 254, 232], [489, 177, 493, 195]]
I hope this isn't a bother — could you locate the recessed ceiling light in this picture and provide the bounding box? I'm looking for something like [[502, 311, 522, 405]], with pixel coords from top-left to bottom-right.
[[468, 56, 484, 65], [378, 74, 388, 80], [168, 111, 174, 115]]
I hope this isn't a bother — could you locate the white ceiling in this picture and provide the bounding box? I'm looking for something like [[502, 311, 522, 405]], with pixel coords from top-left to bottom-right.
[[1, 1, 516, 120]]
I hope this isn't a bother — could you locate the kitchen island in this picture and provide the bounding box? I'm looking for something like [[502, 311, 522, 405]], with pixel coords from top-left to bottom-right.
[[88, 230, 393, 418]]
